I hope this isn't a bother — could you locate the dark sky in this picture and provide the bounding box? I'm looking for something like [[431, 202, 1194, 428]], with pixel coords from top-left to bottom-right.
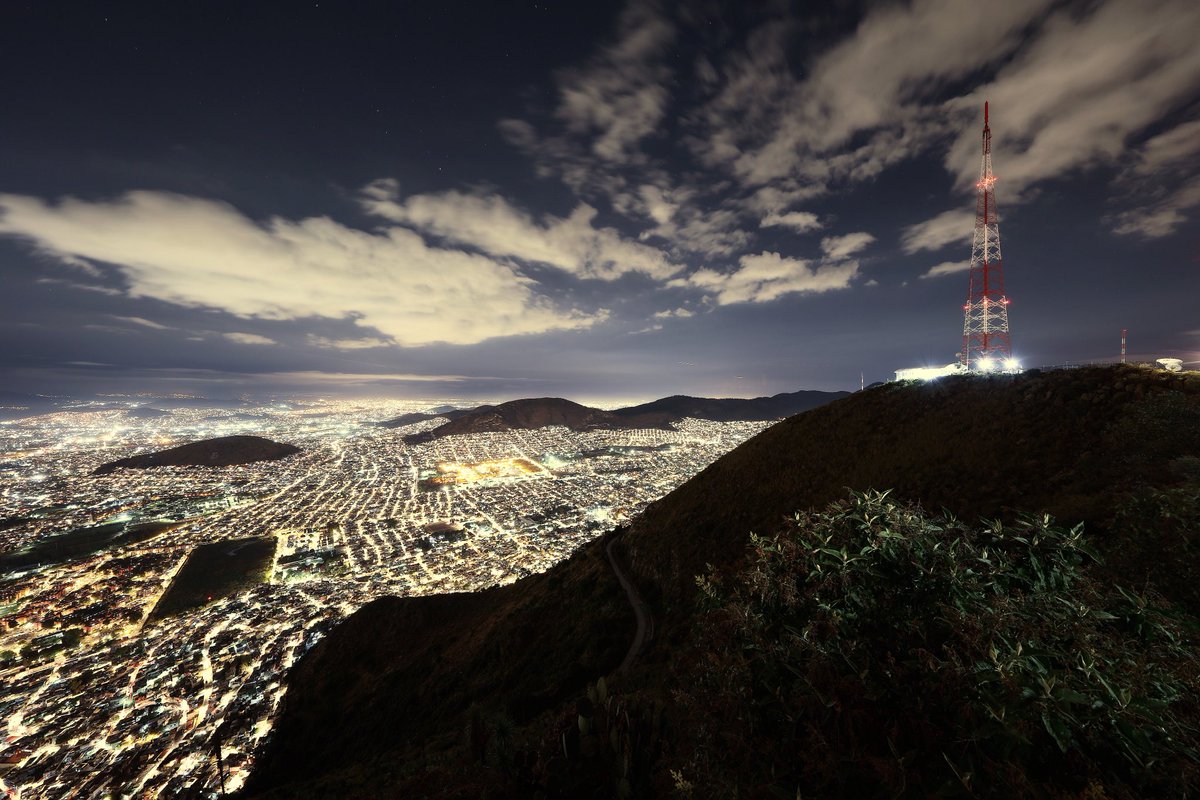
[[1, 0, 1197, 402]]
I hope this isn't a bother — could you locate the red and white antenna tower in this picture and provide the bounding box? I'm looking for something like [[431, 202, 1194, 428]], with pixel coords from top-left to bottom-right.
[[960, 101, 1013, 371]]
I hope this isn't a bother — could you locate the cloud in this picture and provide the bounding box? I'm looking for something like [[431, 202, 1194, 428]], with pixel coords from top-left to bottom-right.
[[1111, 174, 1200, 238], [671, 250, 858, 305], [113, 315, 171, 330], [760, 210, 822, 233], [0, 191, 606, 347], [630, 323, 663, 335], [223, 332, 276, 346], [687, 18, 798, 174], [492, 0, 1198, 284], [360, 182, 681, 280], [820, 232, 875, 260], [692, 0, 1053, 188], [646, 205, 750, 258], [306, 335, 393, 350], [1127, 119, 1200, 178], [920, 260, 971, 279], [608, 180, 750, 257], [743, 184, 828, 215], [259, 371, 475, 384], [497, 118, 538, 150], [901, 210, 975, 254], [495, 5, 755, 264], [685, 0, 1199, 243], [652, 307, 694, 319], [554, 3, 674, 163], [942, 0, 1200, 197], [1110, 120, 1200, 238], [35, 277, 122, 295]]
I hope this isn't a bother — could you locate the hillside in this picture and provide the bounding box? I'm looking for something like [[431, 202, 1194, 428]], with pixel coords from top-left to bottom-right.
[[245, 541, 631, 797], [93, 435, 300, 475], [398, 389, 850, 444], [621, 366, 1200, 617], [244, 366, 1200, 798]]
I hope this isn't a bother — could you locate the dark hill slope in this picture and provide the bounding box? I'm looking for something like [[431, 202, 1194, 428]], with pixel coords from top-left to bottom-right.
[[93, 435, 300, 475], [245, 539, 629, 798], [245, 366, 1200, 798], [622, 366, 1200, 618]]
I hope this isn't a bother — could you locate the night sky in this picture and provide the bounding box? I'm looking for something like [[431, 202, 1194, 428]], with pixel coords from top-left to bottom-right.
[[2, 0, 1197, 402]]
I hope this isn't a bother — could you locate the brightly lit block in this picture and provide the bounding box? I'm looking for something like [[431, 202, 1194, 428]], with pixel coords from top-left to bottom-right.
[[894, 363, 967, 381]]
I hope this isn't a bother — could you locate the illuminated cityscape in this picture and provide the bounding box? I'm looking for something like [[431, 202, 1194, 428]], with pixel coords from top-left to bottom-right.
[[0, 0, 1196, 796], [0, 398, 769, 797]]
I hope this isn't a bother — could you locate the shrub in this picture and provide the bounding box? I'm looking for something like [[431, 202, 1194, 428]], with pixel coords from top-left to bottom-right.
[[675, 491, 1200, 798]]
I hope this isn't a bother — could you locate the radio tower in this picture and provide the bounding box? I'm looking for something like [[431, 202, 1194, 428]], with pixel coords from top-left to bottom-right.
[[960, 101, 1013, 372]]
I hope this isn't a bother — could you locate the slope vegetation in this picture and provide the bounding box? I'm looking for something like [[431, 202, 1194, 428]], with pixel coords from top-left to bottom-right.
[[245, 366, 1200, 798]]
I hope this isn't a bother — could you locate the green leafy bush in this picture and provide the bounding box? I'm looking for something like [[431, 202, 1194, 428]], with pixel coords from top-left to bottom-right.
[[675, 491, 1200, 798]]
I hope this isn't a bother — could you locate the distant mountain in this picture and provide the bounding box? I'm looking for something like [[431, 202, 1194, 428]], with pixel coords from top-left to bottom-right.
[[401, 398, 661, 444], [377, 406, 479, 429], [246, 366, 1200, 799], [395, 389, 850, 443], [613, 389, 847, 423], [93, 435, 300, 475]]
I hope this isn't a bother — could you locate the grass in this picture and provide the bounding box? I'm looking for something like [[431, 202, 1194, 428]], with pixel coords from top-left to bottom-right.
[[672, 490, 1200, 798]]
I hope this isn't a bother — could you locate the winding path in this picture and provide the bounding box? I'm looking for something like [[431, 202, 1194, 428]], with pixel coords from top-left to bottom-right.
[[605, 532, 654, 675]]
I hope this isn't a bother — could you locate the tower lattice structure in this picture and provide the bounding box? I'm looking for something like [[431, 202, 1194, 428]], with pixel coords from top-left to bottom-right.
[[960, 101, 1012, 371]]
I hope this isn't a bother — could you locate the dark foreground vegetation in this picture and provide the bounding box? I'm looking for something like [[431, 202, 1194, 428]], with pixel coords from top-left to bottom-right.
[[679, 491, 1200, 797], [245, 365, 1200, 799]]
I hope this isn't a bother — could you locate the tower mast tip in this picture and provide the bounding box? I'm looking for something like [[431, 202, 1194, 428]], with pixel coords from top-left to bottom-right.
[[984, 101, 989, 126]]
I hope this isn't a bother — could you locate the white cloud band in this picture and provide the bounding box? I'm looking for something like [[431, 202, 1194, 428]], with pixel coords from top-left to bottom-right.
[[0, 191, 605, 347]]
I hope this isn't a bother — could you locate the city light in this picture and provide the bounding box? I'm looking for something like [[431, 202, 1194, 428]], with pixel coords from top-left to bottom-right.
[[0, 399, 777, 796], [894, 364, 966, 381]]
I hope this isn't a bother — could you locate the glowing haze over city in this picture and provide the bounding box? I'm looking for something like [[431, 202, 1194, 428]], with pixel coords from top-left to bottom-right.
[[0, 0, 1197, 796]]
